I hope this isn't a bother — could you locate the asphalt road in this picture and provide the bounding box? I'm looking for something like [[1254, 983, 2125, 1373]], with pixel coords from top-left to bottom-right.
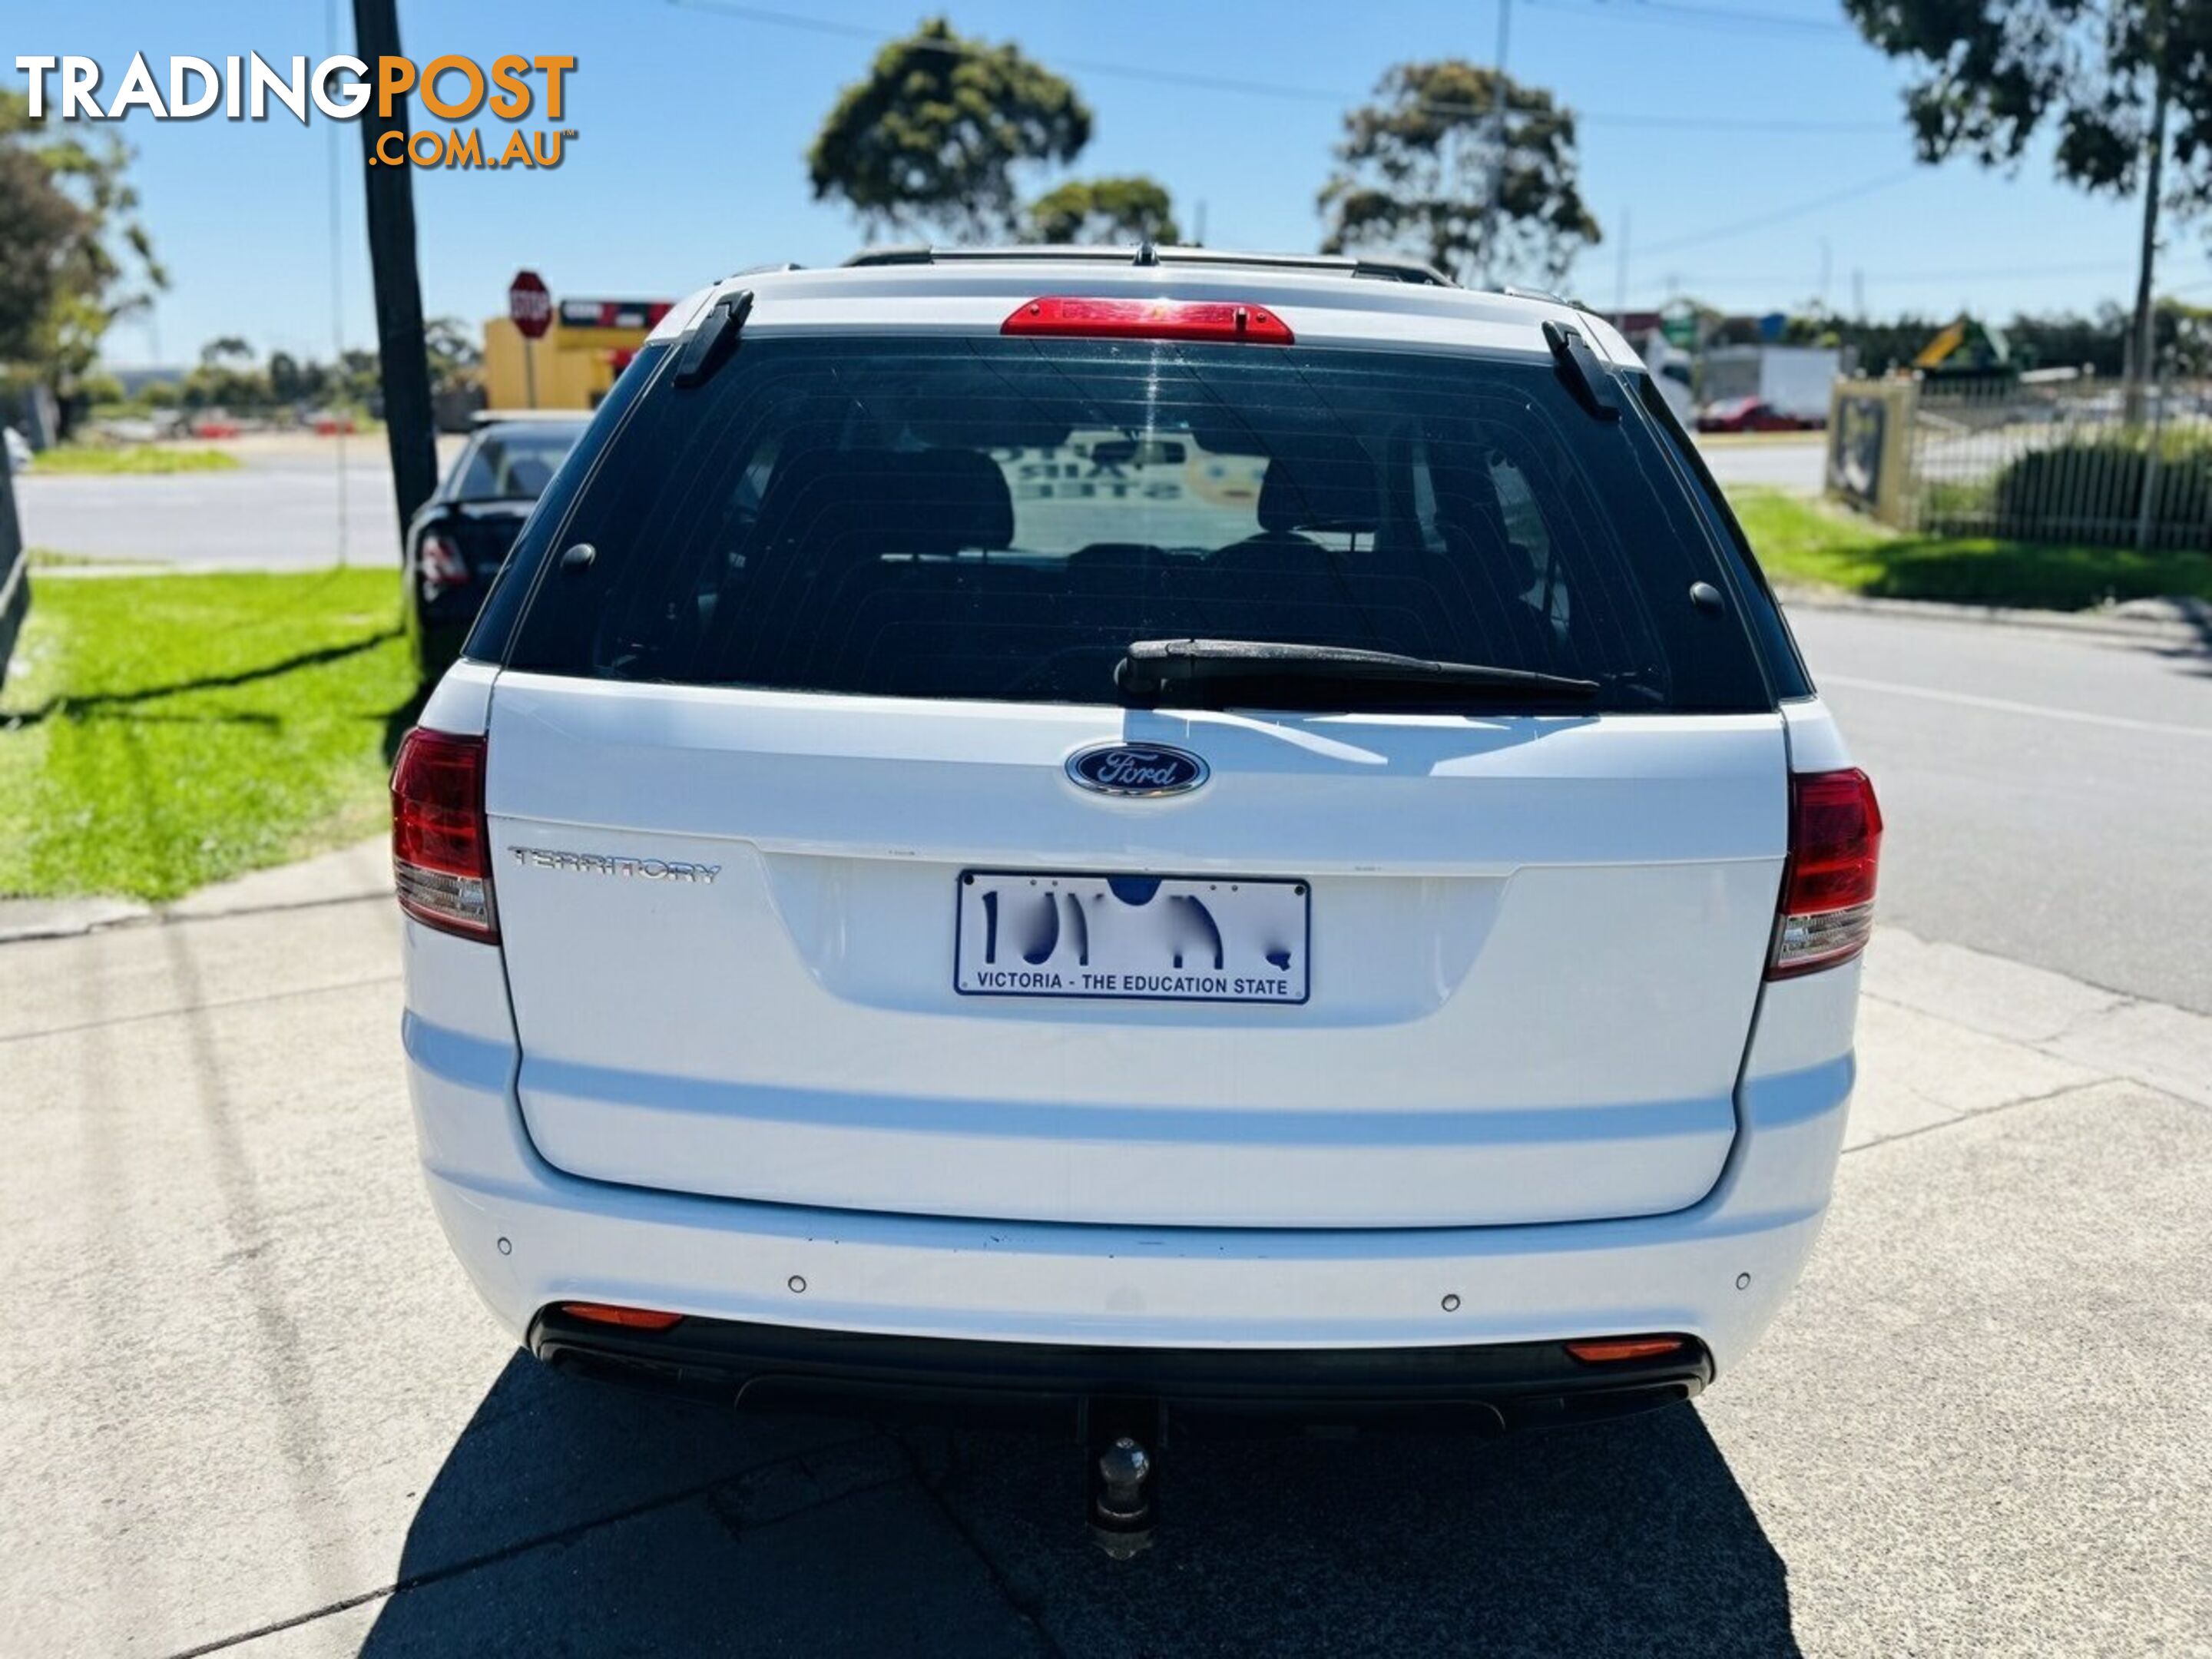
[[4, 863, 2206, 1657], [1698, 434, 1826, 494], [8, 435, 472, 569], [1792, 605, 2212, 1013], [15, 449, 405, 568]]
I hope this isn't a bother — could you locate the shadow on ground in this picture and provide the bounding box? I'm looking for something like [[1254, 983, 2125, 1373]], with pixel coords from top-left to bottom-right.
[[359, 1355, 1797, 1657]]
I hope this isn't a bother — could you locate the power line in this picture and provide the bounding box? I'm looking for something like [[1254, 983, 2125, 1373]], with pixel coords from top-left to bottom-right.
[[1637, 168, 1920, 257], [666, 1, 1359, 104], [1660, 258, 2141, 291], [667, 0, 1892, 134], [1523, 0, 1853, 36], [1586, 113, 1889, 133]]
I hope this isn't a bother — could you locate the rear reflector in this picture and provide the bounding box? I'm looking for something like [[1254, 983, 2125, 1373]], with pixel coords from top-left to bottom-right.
[[559, 1303, 685, 1331], [391, 727, 498, 942], [1769, 766, 1883, 979], [1565, 1336, 1687, 1364], [1002, 296, 1293, 345]]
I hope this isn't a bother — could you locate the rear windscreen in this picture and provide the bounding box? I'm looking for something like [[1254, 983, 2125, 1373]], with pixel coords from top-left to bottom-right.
[[449, 426, 585, 502], [505, 336, 1774, 713]]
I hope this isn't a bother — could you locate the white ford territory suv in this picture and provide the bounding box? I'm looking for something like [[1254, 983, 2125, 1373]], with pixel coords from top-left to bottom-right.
[[395, 247, 1878, 1536]]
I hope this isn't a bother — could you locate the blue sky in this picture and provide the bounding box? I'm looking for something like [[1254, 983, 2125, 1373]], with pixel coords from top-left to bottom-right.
[[9, 0, 2190, 368]]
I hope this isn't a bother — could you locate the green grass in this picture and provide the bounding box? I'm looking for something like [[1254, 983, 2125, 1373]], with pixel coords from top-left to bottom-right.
[[0, 569, 414, 901], [1731, 488, 2212, 611], [27, 444, 241, 475]]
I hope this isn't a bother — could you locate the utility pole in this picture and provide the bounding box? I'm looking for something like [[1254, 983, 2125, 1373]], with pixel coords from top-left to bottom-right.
[[352, 0, 439, 548], [2128, 0, 2170, 426], [326, 0, 349, 568], [1481, 0, 1513, 290]]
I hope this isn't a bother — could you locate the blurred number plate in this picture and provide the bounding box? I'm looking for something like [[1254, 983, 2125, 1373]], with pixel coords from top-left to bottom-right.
[[955, 871, 1309, 1004]]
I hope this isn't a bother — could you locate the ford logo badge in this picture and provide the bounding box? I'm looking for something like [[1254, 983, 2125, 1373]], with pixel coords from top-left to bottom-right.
[[1065, 742, 1210, 797]]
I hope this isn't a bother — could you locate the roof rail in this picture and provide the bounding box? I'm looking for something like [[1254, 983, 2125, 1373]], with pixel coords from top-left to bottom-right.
[[841, 244, 1455, 286]]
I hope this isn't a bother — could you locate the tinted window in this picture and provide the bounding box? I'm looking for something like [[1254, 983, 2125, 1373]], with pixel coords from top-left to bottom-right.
[[462, 351, 666, 664], [1634, 373, 1811, 700], [507, 338, 1774, 713], [450, 425, 586, 502]]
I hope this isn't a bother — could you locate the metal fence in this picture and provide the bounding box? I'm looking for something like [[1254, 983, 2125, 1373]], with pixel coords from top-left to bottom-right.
[[1906, 377, 2212, 551]]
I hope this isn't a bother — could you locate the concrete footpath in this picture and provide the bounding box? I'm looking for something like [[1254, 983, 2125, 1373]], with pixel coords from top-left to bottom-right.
[[2, 847, 2207, 1657]]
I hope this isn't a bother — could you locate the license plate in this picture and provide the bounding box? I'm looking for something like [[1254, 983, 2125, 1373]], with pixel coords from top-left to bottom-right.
[[955, 871, 1310, 1004]]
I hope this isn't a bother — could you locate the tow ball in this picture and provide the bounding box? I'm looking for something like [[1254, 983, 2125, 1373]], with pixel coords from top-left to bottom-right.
[[1088, 1433, 1157, 1558]]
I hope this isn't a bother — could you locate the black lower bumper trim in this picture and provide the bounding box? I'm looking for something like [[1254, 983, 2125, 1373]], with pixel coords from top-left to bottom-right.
[[527, 1310, 1710, 1433]]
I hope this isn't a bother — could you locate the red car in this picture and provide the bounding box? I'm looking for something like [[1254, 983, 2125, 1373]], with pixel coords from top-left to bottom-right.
[[1696, 397, 1820, 433]]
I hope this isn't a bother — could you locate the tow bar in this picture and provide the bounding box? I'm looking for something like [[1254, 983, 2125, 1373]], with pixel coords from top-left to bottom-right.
[[1084, 1402, 1161, 1558]]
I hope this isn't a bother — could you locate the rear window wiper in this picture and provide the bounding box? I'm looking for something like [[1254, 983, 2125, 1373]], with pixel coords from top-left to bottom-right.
[[1115, 638, 1601, 703]]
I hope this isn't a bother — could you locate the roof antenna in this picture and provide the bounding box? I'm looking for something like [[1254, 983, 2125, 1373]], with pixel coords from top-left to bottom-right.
[[1134, 239, 1159, 267]]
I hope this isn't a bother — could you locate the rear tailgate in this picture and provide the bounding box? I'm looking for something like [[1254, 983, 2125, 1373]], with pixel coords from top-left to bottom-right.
[[487, 676, 1783, 1227], [478, 312, 1803, 1230]]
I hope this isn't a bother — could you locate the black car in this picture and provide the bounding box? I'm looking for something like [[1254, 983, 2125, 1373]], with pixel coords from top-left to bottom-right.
[[405, 416, 588, 677]]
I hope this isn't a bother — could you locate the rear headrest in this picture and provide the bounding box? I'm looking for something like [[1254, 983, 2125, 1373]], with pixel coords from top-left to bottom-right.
[[757, 447, 1015, 558], [503, 458, 555, 498], [906, 449, 1015, 551], [1257, 451, 1382, 535]]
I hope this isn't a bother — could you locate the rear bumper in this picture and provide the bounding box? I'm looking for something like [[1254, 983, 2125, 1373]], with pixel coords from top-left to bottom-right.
[[402, 922, 1859, 1379], [528, 1309, 1710, 1431]]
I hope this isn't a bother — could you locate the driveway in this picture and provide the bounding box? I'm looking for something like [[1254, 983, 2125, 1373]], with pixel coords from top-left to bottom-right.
[[2, 846, 2206, 1657]]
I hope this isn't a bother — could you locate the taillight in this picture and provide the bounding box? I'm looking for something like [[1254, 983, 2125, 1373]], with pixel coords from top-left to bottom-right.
[[1002, 296, 1294, 345], [391, 727, 497, 942], [1768, 767, 1883, 979], [418, 531, 470, 598]]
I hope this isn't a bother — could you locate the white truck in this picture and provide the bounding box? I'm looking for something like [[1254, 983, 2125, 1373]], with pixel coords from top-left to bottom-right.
[[1700, 345, 1843, 425]]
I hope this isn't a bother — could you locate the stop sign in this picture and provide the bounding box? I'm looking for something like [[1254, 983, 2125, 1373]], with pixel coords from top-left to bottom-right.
[[508, 270, 552, 340]]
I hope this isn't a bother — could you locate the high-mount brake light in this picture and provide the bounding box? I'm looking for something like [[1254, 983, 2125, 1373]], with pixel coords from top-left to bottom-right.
[[1768, 767, 1883, 979], [1002, 296, 1294, 345], [391, 727, 498, 942]]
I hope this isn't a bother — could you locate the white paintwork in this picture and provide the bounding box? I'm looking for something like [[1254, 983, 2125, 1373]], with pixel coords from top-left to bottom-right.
[[401, 254, 1868, 1372], [1780, 694, 1854, 774], [402, 921, 1856, 1371], [418, 657, 497, 737], [483, 674, 1789, 1228], [647, 257, 1640, 368]]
